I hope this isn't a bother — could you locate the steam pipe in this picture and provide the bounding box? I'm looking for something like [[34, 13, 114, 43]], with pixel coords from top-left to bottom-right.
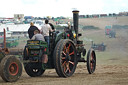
[[72, 10, 79, 40]]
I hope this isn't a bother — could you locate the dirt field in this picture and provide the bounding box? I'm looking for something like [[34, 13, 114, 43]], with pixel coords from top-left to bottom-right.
[[0, 18, 128, 85]]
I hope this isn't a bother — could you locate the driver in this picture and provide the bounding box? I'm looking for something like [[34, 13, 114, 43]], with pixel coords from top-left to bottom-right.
[[41, 19, 54, 48]]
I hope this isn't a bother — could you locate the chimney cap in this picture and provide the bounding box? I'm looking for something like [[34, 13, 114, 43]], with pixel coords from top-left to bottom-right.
[[72, 10, 79, 13]]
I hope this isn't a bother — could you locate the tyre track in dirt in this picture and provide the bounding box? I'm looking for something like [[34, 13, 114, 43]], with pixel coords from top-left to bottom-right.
[[0, 64, 128, 85]]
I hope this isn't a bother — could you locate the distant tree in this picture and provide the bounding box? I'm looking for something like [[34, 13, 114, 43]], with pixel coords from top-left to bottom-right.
[[113, 13, 116, 16], [86, 15, 89, 18], [109, 13, 112, 16]]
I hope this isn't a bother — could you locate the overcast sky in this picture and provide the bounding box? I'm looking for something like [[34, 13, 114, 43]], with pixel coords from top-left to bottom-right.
[[0, 0, 128, 17]]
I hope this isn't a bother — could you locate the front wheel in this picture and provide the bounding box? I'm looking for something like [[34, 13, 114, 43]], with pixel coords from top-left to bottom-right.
[[0, 56, 22, 82], [87, 49, 96, 74]]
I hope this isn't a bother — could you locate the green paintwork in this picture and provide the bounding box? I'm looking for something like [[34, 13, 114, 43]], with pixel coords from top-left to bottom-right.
[[24, 40, 49, 69], [55, 32, 64, 43]]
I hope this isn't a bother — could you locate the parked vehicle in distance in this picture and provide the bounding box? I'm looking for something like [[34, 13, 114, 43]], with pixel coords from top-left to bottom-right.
[[105, 25, 112, 35], [105, 25, 116, 38]]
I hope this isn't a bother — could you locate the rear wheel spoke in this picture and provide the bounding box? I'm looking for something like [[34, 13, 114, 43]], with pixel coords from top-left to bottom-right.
[[62, 61, 66, 66], [67, 44, 71, 52], [62, 51, 66, 56], [65, 63, 68, 73], [69, 51, 74, 56], [67, 65, 71, 73], [67, 63, 71, 73], [69, 61, 74, 65], [65, 68, 68, 73], [64, 65, 67, 73], [62, 57, 66, 60]]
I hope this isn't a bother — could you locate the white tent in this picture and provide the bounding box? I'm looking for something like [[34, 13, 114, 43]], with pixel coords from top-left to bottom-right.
[[0, 24, 41, 33]]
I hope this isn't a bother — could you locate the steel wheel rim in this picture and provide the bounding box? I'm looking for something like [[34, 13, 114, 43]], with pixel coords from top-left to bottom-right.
[[9, 62, 19, 76]]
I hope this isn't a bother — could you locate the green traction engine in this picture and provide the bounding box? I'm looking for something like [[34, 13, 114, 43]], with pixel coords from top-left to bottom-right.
[[23, 10, 96, 77]]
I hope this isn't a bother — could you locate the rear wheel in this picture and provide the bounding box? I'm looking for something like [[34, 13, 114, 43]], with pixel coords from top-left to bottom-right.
[[87, 49, 96, 74], [23, 45, 45, 77], [54, 39, 77, 77], [24, 63, 45, 77], [0, 56, 22, 82]]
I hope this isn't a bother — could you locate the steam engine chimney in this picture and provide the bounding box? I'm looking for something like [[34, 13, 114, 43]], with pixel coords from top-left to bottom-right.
[[72, 10, 79, 40]]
